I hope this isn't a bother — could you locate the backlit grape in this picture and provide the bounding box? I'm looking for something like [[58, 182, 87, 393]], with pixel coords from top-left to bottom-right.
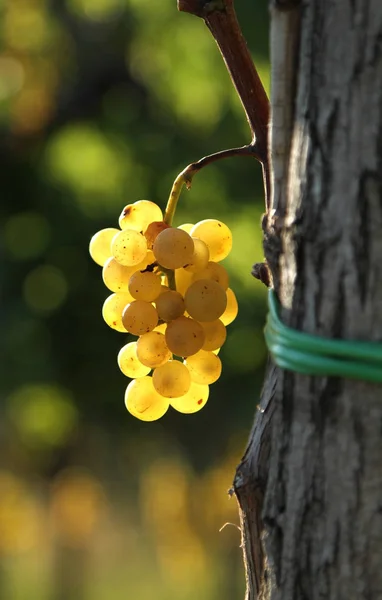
[[119, 200, 163, 232], [175, 268, 193, 296], [184, 238, 210, 273], [220, 288, 238, 325], [184, 279, 227, 322], [102, 292, 134, 332], [89, 228, 119, 266], [125, 376, 169, 421], [185, 351, 222, 384], [136, 331, 172, 368], [144, 221, 170, 249], [153, 360, 191, 398], [122, 300, 158, 335], [103, 257, 138, 293], [155, 290, 185, 322], [192, 261, 229, 289], [190, 219, 232, 262], [118, 342, 151, 378], [165, 316, 205, 357], [153, 228, 194, 269], [111, 229, 147, 266], [201, 319, 227, 351], [177, 223, 194, 233], [128, 270, 162, 302], [170, 382, 209, 414]]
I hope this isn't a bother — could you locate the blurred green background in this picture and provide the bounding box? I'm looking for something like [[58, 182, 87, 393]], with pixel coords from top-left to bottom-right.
[[0, 1, 269, 598]]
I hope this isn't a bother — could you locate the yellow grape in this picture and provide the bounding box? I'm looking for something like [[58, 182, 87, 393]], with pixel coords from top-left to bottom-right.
[[153, 228, 194, 269], [128, 270, 162, 302], [152, 360, 191, 398], [155, 290, 185, 322], [122, 300, 158, 335], [201, 319, 227, 351], [118, 342, 151, 378], [89, 227, 119, 266], [119, 200, 163, 232], [136, 331, 172, 368], [184, 238, 210, 273], [102, 257, 138, 293], [175, 268, 193, 296], [190, 219, 232, 262], [144, 221, 170, 249], [170, 382, 209, 414], [125, 376, 169, 421], [102, 292, 134, 332], [154, 322, 167, 334], [192, 261, 229, 290], [111, 229, 147, 266], [220, 288, 238, 325], [184, 351, 222, 385], [184, 279, 227, 322], [177, 223, 194, 233], [158, 284, 170, 295], [165, 316, 205, 357]]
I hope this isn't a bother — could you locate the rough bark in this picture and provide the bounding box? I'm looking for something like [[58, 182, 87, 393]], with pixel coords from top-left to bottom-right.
[[235, 1, 382, 599]]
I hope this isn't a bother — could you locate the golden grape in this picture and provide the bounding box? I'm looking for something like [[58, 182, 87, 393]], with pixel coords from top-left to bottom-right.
[[125, 376, 169, 421], [144, 221, 170, 249], [170, 382, 209, 414], [153, 228, 194, 269], [220, 288, 238, 325], [165, 316, 205, 357], [184, 279, 227, 322], [103, 257, 139, 293], [190, 219, 232, 262], [200, 319, 227, 351], [152, 360, 191, 398], [175, 268, 193, 296], [177, 223, 194, 233], [89, 227, 119, 266], [192, 261, 229, 289], [111, 229, 147, 266], [102, 292, 134, 332], [184, 238, 210, 273], [119, 200, 163, 232], [136, 331, 172, 368], [185, 350, 222, 385], [155, 290, 185, 322], [122, 300, 158, 335], [128, 270, 162, 302], [118, 342, 151, 378]]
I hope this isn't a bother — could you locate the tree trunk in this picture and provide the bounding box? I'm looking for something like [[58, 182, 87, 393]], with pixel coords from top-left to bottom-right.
[[235, 2, 382, 599]]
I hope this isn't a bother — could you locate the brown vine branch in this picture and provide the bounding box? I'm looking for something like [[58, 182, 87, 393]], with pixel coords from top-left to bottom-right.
[[177, 0, 270, 209]]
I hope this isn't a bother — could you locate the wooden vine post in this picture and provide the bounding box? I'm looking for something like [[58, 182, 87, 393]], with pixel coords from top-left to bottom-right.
[[178, 1, 382, 599]]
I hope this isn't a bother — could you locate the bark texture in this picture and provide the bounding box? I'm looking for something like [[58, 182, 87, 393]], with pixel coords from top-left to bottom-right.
[[235, 1, 382, 599]]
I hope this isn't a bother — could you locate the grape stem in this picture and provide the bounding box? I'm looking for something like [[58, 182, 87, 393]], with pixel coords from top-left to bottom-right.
[[163, 143, 259, 226]]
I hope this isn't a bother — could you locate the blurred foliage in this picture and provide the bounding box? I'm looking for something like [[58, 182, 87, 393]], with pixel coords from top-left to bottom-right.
[[0, 0, 269, 598]]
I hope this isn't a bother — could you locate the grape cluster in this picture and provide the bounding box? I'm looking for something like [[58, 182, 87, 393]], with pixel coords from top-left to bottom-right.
[[89, 200, 238, 421]]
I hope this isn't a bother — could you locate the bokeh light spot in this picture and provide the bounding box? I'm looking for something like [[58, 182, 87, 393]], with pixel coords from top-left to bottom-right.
[[4, 211, 51, 261], [7, 384, 78, 449], [23, 265, 68, 313]]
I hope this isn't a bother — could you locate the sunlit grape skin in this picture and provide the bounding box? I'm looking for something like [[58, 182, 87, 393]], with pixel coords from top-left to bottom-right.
[[111, 229, 147, 266], [170, 382, 209, 414], [153, 360, 191, 398], [102, 257, 138, 293], [155, 290, 185, 322], [192, 261, 229, 290], [184, 238, 210, 273], [190, 219, 232, 262], [153, 228, 194, 269], [125, 376, 169, 421], [118, 342, 151, 378], [184, 279, 227, 322], [119, 200, 163, 232], [200, 319, 227, 351], [102, 292, 134, 332], [122, 300, 158, 335], [220, 288, 238, 326], [89, 227, 120, 267], [128, 270, 162, 302], [185, 350, 222, 385], [136, 331, 172, 368], [165, 316, 205, 357]]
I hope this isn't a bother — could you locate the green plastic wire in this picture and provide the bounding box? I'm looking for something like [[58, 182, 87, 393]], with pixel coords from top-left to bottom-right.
[[264, 289, 382, 383]]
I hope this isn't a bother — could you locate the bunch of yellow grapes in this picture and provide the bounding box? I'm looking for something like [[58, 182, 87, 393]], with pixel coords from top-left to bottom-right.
[[89, 200, 238, 421]]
